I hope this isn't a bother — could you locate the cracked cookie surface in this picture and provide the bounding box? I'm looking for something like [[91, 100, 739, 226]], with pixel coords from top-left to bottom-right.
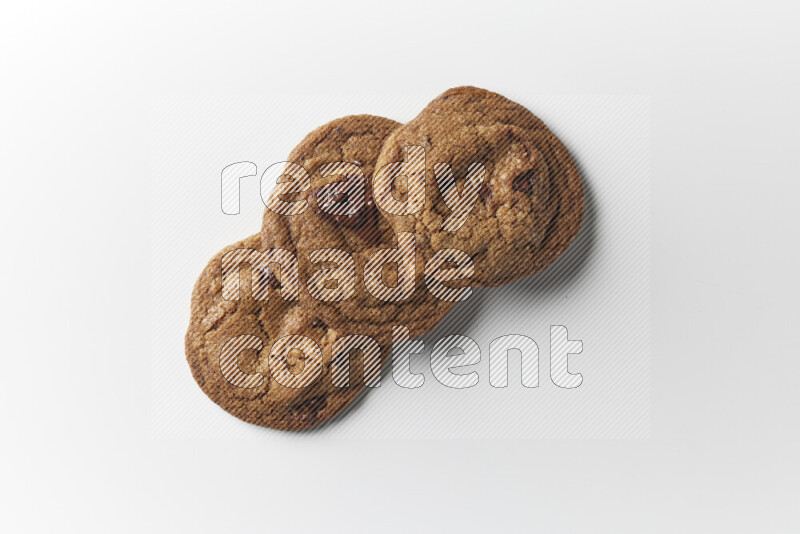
[[187, 91, 584, 430], [260, 115, 458, 338], [375, 86, 584, 287], [185, 234, 390, 431]]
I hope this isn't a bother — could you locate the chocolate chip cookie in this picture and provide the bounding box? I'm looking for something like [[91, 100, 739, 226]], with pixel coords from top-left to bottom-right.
[[260, 115, 460, 338], [186, 234, 391, 431], [374, 86, 584, 287], [187, 91, 585, 431]]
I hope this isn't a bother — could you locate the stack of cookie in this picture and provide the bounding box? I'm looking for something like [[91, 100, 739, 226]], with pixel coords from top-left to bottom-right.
[[185, 86, 584, 431]]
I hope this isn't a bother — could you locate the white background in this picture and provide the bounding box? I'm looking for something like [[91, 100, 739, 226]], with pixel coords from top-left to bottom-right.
[[151, 94, 649, 439], [2, 1, 799, 532]]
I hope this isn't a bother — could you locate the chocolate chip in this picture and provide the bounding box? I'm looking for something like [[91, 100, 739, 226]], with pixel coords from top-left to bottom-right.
[[312, 176, 381, 244], [512, 170, 536, 196], [311, 318, 327, 330], [264, 269, 282, 290], [478, 184, 491, 202], [438, 175, 456, 196]]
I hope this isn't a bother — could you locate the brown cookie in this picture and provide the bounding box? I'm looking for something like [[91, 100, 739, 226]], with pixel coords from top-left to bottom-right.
[[260, 115, 459, 338], [185, 234, 391, 431], [375, 86, 584, 287]]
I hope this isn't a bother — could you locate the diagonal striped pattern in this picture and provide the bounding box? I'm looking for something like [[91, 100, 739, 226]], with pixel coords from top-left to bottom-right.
[[423, 248, 475, 302], [221, 247, 299, 301], [372, 145, 426, 215], [488, 334, 540, 388], [262, 161, 310, 216], [220, 161, 258, 215], [267, 334, 324, 389], [330, 335, 383, 389], [155, 93, 650, 438], [306, 248, 356, 302], [218, 334, 265, 389], [435, 161, 486, 232], [363, 231, 417, 302]]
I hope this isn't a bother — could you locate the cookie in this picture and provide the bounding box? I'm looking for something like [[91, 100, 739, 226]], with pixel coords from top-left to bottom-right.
[[187, 92, 584, 430], [374, 86, 584, 287], [186, 234, 391, 431], [260, 115, 460, 338]]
